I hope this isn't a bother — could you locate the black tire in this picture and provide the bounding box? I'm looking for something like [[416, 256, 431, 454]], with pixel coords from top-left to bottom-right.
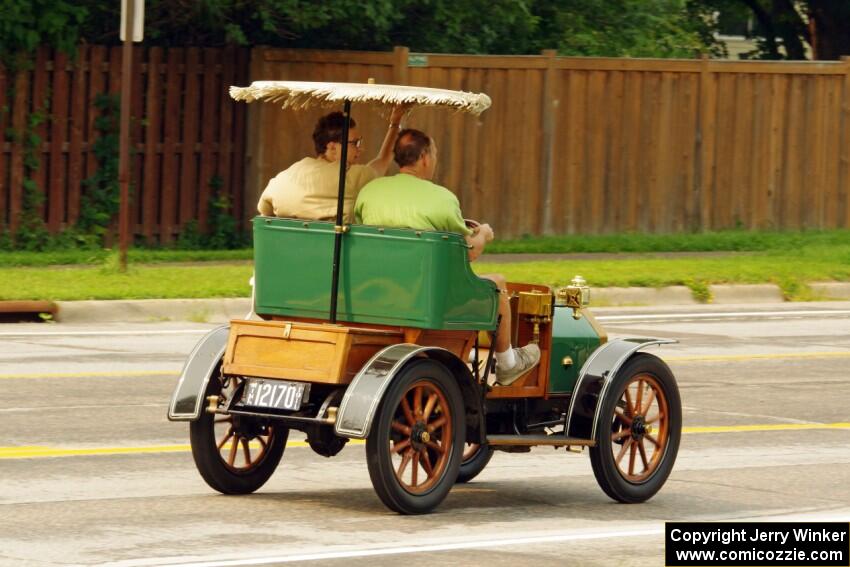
[[456, 443, 494, 483], [366, 358, 464, 514], [190, 371, 288, 495], [589, 353, 681, 503]]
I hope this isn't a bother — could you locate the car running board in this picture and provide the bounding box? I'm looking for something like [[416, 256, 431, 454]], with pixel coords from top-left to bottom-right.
[[486, 434, 596, 448]]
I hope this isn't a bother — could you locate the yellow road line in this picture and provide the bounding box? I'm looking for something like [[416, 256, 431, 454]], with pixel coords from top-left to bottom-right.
[[0, 370, 177, 380], [0, 444, 194, 458], [665, 351, 850, 362], [684, 422, 850, 434], [0, 439, 365, 459], [2, 423, 847, 460]]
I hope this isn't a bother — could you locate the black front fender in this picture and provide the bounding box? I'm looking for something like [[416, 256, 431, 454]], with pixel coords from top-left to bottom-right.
[[565, 337, 676, 439]]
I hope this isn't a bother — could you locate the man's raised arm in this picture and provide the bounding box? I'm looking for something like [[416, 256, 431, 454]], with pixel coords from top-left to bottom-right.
[[368, 105, 410, 176]]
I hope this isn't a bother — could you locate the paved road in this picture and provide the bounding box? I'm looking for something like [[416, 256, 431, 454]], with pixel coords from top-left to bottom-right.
[[1, 303, 849, 566]]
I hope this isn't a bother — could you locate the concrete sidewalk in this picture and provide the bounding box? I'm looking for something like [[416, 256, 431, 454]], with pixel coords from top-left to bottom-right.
[[48, 282, 850, 324]]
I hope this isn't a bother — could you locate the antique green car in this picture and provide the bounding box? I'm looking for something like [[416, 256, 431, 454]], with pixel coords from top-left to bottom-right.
[[168, 82, 682, 514]]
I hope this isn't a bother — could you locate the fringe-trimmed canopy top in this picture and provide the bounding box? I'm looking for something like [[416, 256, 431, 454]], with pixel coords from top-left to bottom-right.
[[230, 81, 491, 116]]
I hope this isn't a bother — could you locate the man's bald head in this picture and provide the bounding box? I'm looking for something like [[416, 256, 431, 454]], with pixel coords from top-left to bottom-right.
[[394, 128, 438, 180], [394, 129, 432, 167]]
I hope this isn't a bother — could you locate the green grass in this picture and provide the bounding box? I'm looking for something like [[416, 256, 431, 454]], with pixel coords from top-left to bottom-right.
[[0, 264, 254, 300], [1, 229, 849, 266], [484, 229, 850, 254], [475, 243, 850, 301], [2, 243, 849, 301], [0, 248, 253, 267]]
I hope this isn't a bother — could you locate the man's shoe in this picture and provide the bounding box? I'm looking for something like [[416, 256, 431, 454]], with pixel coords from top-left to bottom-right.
[[496, 343, 541, 386]]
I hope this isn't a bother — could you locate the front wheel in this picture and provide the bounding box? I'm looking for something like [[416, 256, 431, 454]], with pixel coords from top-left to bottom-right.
[[366, 359, 464, 514], [190, 372, 288, 494], [589, 353, 681, 503]]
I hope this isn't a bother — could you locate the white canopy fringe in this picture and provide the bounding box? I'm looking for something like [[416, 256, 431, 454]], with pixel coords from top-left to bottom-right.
[[230, 81, 491, 116]]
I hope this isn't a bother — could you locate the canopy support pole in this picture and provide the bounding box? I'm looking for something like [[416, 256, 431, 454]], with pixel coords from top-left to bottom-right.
[[329, 100, 352, 323]]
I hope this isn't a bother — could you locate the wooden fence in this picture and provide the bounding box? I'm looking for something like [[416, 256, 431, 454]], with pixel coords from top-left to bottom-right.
[[247, 48, 850, 237], [0, 45, 249, 243], [2, 46, 849, 241]]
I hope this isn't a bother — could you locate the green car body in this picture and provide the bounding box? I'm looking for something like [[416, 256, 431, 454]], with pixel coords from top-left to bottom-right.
[[254, 217, 499, 331], [548, 308, 604, 393]]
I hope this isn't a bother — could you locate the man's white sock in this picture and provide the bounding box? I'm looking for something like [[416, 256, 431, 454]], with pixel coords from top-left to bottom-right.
[[495, 347, 516, 371]]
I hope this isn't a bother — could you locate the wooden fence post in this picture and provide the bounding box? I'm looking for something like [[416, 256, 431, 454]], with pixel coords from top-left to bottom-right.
[[197, 48, 218, 233], [32, 47, 48, 221], [243, 46, 266, 223], [85, 46, 106, 186], [49, 51, 69, 232], [841, 56, 850, 228], [142, 47, 162, 243], [0, 65, 6, 228], [393, 46, 409, 85], [67, 47, 88, 227], [231, 47, 250, 227], [159, 48, 181, 245], [179, 47, 201, 228], [8, 69, 28, 236], [695, 53, 715, 231], [215, 46, 235, 236], [540, 49, 557, 235]]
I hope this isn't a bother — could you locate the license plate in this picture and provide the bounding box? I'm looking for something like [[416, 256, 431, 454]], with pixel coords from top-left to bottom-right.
[[239, 378, 309, 411]]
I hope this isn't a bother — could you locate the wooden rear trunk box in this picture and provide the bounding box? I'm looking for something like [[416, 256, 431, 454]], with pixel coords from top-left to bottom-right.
[[222, 320, 403, 384]]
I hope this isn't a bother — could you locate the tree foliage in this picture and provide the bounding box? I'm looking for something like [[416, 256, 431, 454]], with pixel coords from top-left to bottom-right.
[[0, 0, 85, 65], [72, 0, 714, 58], [690, 0, 850, 60], [545, 0, 715, 57]]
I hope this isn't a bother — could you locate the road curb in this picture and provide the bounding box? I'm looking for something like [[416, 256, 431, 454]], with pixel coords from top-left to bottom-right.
[[594, 286, 696, 306], [47, 281, 850, 324], [595, 284, 788, 306], [56, 298, 252, 324], [709, 284, 785, 303], [809, 282, 850, 300]]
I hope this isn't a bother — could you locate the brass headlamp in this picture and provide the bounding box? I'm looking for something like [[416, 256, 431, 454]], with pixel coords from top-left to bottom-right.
[[555, 275, 591, 319]]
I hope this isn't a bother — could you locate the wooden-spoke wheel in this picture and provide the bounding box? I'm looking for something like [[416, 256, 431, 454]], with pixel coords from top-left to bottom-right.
[[589, 354, 681, 503], [214, 414, 277, 473], [388, 379, 453, 493], [366, 359, 463, 514], [610, 373, 669, 482], [190, 371, 288, 495], [456, 442, 494, 484]]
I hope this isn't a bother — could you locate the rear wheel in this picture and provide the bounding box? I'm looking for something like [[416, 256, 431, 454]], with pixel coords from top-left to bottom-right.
[[190, 371, 288, 494], [366, 359, 464, 514], [456, 443, 494, 483], [589, 354, 681, 503]]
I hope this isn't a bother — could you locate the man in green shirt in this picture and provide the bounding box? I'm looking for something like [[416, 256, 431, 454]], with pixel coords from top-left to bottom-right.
[[355, 129, 540, 386]]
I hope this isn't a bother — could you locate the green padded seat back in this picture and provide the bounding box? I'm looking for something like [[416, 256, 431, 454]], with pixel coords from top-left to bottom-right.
[[253, 217, 498, 330]]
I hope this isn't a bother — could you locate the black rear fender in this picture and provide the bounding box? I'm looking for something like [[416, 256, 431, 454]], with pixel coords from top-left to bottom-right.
[[167, 326, 229, 421], [335, 344, 482, 440]]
